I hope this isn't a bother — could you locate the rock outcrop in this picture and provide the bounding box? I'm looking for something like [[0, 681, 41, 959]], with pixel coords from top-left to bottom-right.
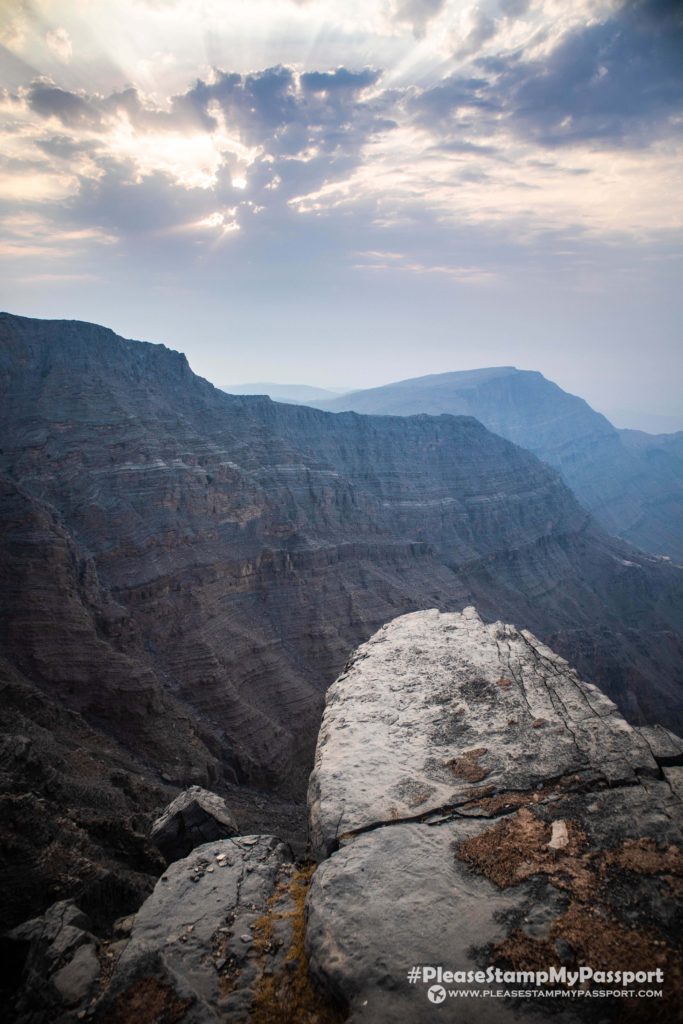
[[306, 609, 683, 1022], [2, 312, 683, 930], [151, 787, 239, 863], [90, 835, 339, 1024], [95, 836, 293, 1023], [4, 901, 101, 1021], [7, 610, 681, 1023], [6, 834, 343, 1024]]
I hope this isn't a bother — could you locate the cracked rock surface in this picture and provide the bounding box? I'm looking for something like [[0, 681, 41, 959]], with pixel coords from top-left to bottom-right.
[[94, 835, 294, 1023], [4, 900, 100, 1022], [306, 608, 683, 1022]]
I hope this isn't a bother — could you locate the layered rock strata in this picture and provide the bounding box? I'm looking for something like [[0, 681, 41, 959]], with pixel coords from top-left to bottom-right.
[[2, 312, 683, 929], [312, 367, 683, 560]]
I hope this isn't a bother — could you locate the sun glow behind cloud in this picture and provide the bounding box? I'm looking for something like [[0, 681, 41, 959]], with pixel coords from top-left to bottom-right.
[[0, 0, 681, 414], [1, 1, 681, 253]]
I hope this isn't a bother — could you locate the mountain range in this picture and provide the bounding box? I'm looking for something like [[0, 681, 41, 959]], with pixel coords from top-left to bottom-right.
[[2, 312, 683, 931], [307, 367, 683, 560]]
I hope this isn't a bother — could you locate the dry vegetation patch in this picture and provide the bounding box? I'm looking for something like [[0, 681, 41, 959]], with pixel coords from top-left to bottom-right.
[[251, 864, 344, 1024], [99, 977, 191, 1024], [456, 807, 683, 1016]]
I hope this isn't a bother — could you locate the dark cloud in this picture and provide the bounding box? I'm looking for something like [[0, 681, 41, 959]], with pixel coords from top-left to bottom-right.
[[14, 62, 394, 251], [65, 158, 220, 239], [410, 75, 498, 128], [35, 134, 97, 158], [506, 0, 683, 146], [300, 67, 380, 94], [176, 64, 385, 152], [430, 138, 499, 156], [27, 79, 99, 125], [168, 64, 394, 197], [416, 0, 683, 147], [498, 0, 531, 16], [391, 0, 447, 39]]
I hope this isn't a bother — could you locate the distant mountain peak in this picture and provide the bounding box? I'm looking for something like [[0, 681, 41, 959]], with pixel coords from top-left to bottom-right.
[[309, 365, 683, 560]]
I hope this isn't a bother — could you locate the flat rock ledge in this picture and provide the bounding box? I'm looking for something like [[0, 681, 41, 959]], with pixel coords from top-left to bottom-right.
[[306, 608, 683, 1023]]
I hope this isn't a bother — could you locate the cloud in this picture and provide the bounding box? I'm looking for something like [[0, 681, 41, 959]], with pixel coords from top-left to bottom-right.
[[453, 7, 497, 57], [1, 0, 682, 280], [45, 27, 72, 63], [408, 73, 499, 137], [353, 248, 498, 283], [499, 0, 683, 147], [416, 0, 683, 148], [498, 0, 531, 16], [1, 60, 396, 260], [0, 0, 30, 50], [27, 80, 98, 126], [390, 0, 447, 39]]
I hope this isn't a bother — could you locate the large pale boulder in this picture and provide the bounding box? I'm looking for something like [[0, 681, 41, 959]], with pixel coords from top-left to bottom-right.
[[306, 608, 683, 1023]]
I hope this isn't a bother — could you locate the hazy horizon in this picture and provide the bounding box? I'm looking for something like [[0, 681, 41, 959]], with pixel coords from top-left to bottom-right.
[[217, 369, 683, 433], [1, 0, 681, 421]]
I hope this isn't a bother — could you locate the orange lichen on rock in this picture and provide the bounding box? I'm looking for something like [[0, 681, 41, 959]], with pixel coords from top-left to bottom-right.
[[447, 747, 489, 783], [251, 865, 344, 1024], [458, 808, 683, 1016], [603, 837, 683, 878], [455, 807, 588, 889]]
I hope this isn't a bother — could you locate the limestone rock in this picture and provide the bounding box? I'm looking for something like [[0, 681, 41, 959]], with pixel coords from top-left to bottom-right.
[[95, 836, 294, 1023], [150, 786, 238, 863], [309, 608, 661, 858], [306, 610, 683, 1022], [5, 900, 101, 1020]]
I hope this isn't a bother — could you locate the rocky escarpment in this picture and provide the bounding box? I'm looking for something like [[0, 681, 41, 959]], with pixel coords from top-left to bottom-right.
[[6, 833, 341, 1024], [307, 609, 683, 1022], [6, 612, 682, 1023], [2, 312, 683, 930], [312, 367, 683, 561]]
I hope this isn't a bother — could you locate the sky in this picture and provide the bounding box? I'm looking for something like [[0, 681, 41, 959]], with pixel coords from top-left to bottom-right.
[[1, 0, 682, 427]]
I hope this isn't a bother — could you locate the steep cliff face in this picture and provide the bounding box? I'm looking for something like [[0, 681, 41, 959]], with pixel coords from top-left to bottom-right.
[[2, 313, 682, 779], [307, 609, 683, 1022], [1, 312, 683, 927], [312, 367, 683, 560]]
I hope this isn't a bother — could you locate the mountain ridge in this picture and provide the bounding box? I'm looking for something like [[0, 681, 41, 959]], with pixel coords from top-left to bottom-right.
[[309, 366, 683, 559]]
